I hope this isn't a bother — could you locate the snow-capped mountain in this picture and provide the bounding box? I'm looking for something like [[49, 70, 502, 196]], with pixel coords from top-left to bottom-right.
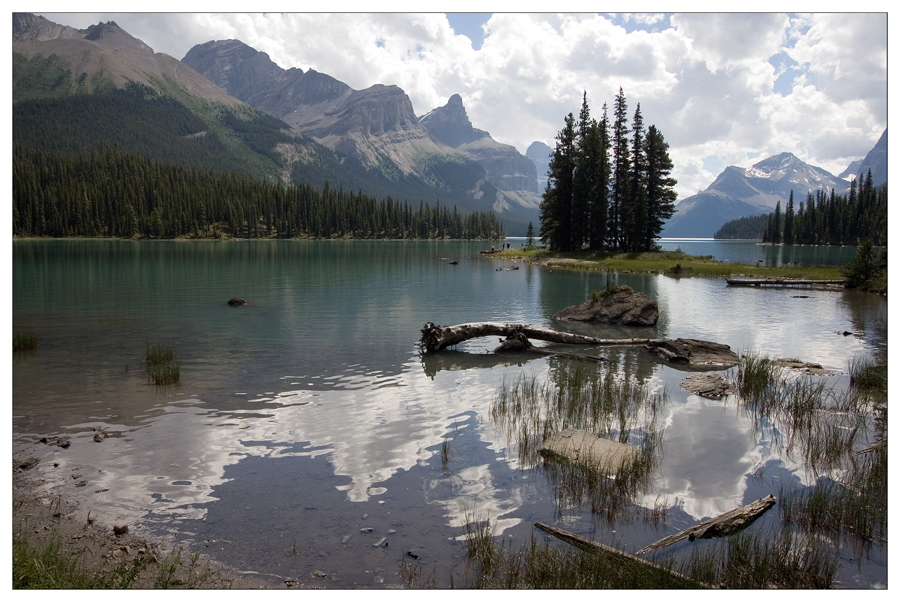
[[661, 153, 852, 238]]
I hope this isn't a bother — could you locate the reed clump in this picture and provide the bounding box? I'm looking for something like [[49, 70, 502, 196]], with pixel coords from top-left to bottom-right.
[[145, 344, 180, 386], [731, 350, 887, 551], [462, 517, 696, 589], [679, 529, 839, 589], [492, 362, 665, 521], [13, 331, 38, 352], [848, 356, 887, 392]]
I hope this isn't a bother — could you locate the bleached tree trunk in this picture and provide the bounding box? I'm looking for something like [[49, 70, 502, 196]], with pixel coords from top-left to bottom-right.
[[418, 322, 659, 353]]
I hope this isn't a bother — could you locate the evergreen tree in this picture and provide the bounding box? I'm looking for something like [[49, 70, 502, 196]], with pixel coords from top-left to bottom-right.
[[588, 104, 612, 251], [643, 125, 677, 248], [540, 113, 577, 251], [783, 190, 795, 245], [624, 103, 648, 251], [771, 201, 782, 244], [525, 222, 535, 248], [571, 92, 592, 249], [610, 88, 631, 249]]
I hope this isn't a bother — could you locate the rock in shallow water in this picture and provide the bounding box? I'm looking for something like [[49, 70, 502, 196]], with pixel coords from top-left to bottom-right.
[[552, 285, 658, 326]]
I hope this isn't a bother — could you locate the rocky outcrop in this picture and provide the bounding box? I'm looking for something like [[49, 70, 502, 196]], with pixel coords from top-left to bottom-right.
[[552, 285, 659, 326], [183, 39, 456, 176], [680, 373, 733, 399], [13, 14, 240, 106], [420, 95, 541, 224], [420, 95, 539, 193], [526, 140, 552, 192], [645, 339, 739, 368]]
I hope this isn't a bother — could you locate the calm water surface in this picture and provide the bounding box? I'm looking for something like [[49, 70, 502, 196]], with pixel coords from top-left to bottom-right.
[[13, 240, 886, 587]]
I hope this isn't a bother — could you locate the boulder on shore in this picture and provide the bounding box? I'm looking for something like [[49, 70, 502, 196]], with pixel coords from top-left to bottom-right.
[[645, 338, 739, 369], [680, 373, 733, 399], [552, 285, 658, 326]]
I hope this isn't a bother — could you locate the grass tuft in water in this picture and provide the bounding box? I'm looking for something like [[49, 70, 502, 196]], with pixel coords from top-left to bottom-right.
[[492, 362, 665, 521], [13, 331, 38, 352], [683, 528, 840, 589], [848, 356, 887, 392], [462, 517, 702, 589], [145, 344, 180, 386]]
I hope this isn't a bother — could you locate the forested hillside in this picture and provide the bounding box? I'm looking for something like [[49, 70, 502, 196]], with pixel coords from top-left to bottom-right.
[[762, 173, 886, 246], [12, 144, 503, 240], [713, 173, 887, 246], [713, 214, 768, 239]]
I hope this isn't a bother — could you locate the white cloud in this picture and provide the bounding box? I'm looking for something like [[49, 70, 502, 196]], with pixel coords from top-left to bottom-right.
[[34, 11, 888, 202]]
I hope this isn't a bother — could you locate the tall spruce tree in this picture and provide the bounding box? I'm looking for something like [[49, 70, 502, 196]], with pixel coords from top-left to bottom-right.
[[783, 190, 795, 245], [588, 104, 612, 251], [624, 103, 648, 250], [643, 125, 677, 248], [571, 92, 592, 249], [540, 113, 577, 251], [610, 88, 631, 249]]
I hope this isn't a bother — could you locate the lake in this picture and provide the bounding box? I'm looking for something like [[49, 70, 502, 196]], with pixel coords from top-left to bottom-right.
[[12, 240, 886, 588]]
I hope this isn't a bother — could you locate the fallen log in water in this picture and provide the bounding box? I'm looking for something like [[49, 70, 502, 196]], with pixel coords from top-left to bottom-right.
[[534, 522, 711, 588], [636, 495, 776, 555], [419, 322, 660, 353]]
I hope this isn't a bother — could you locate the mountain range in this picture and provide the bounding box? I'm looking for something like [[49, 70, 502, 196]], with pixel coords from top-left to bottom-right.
[[13, 13, 885, 240], [13, 13, 538, 233], [660, 133, 887, 238]]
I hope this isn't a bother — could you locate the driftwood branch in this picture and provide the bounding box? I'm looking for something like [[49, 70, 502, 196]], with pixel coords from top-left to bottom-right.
[[534, 522, 711, 588], [493, 331, 609, 362], [636, 495, 776, 555], [419, 322, 660, 353]]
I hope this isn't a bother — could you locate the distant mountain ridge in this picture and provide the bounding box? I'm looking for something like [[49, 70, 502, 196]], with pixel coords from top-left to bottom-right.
[[419, 94, 541, 224], [183, 41, 540, 229], [13, 13, 240, 105], [660, 133, 886, 238], [13, 14, 526, 232]]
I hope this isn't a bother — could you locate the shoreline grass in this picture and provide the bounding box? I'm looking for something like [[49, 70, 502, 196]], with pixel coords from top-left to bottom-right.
[[490, 247, 845, 281], [13, 331, 38, 352]]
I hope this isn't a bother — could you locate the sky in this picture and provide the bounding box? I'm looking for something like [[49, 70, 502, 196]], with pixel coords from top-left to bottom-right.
[[33, 3, 890, 201]]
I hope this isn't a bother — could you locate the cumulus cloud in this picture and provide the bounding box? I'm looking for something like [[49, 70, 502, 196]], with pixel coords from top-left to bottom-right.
[[36, 11, 887, 201]]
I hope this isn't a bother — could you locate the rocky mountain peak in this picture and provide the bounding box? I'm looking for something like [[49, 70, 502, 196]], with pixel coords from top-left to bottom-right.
[[418, 94, 488, 148], [14, 12, 86, 42], [82, 20, 153, 53], [183, 39, 286, 103]]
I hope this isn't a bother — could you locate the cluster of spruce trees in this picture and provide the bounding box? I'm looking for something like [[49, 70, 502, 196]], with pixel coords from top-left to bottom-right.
[[540, 89, 677, 252], [762, 171, 887, 246], [12, 144, 503, 240]]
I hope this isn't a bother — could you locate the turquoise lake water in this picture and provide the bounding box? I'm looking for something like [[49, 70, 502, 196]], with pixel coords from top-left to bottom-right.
[[13, 240, 886, 587]]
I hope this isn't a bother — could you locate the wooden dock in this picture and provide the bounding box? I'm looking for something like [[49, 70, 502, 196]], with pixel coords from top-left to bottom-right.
[[726, 278, 845, 288]]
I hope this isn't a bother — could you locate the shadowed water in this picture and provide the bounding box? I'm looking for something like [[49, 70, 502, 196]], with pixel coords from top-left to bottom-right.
[[13, 240, 886, 587]]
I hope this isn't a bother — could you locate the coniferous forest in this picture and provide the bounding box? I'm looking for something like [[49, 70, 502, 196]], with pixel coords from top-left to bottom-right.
[[12, 144, 504, 240], [539, 88, 677, 252], [758, 172, 887, 246]]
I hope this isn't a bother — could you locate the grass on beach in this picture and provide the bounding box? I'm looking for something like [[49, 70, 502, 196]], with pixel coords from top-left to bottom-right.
[[490, 247, 844, 280], [13, 331, 38, 352]]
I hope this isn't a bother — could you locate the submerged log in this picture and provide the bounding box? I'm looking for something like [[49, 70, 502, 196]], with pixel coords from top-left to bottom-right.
[[636, 495, 776, 554], [538, 428, 637, 470], [534, 522, 710, 588], [419, 322, 659, 353], [493, 332, 609, 363]]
